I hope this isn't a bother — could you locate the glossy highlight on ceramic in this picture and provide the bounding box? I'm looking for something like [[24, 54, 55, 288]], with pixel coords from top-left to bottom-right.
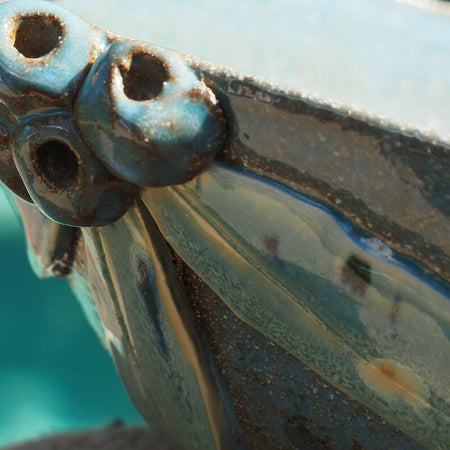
[[0, 0, 448, 449], [0, 0, 225, 227]]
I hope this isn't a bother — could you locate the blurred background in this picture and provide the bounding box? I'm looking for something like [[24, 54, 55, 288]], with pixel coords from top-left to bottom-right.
[[0, 0, 449, 447]]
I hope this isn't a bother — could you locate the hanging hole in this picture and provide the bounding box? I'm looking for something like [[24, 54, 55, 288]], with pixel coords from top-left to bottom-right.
[[120, 52, 169, 101], [13, 14, 64, 58], [34, 140, 78, 188]]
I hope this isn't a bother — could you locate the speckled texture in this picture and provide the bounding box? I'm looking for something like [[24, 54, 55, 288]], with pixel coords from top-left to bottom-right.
[[12, 110, 137, 227], [199, 73, 450, 284], [175, 256, 424, 450], [76, 39, 225, 187], [0, 0, 108, 202], [0, 2, 447, 449], [144, 164, 450, 448]]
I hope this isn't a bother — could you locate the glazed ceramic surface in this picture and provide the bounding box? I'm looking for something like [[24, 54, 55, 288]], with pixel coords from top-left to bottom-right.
[[0, 1, 448, 448]]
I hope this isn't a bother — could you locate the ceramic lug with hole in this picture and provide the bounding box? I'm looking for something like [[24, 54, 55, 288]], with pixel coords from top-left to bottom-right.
[[76, 39, 226, 187], [0, 0, 108, 203], [0, 0, 108, 109], [12, 110, 137, 227]]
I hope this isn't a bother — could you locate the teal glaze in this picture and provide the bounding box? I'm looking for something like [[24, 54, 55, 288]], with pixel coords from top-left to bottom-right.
[[12, 110, 137, 227], [0, 0, 226, 225], [76, 40, 225, 186], [0, 1, 448, 448], [70, 202, 241, 448], [0, 0, 108, 108], [0, 0, 108, 205], [143, 163, 450, 448]]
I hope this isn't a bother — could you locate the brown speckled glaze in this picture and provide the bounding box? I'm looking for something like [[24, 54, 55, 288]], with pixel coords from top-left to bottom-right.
[[175, 254, 424, 450]]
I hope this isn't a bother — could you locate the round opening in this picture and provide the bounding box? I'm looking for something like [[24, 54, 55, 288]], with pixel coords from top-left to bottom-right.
[[13, 14, 64, 58], [34, 140, 78, 188], [120, 52, 169, 101]]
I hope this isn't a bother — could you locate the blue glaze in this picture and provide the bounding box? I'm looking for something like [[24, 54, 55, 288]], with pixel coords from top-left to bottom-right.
[[0, 0, 108, 203], [0, 0, 108, 108], [76, 206, 240, 448], [0, 1, 224, 224], [144, 163, 450, 448], [12, 109, 136, 227], [252, 169, 450, 302], [0, 1, 447, 447], [76, 40, 225, 186]]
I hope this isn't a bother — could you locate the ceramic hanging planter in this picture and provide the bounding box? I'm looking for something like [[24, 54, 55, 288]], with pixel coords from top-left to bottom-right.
[[0, 1, 448, 448]]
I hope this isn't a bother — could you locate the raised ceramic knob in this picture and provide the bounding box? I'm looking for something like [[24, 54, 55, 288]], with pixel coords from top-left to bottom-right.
[[76, 40, 225, 186], [12, 110, 137, 227], [0, 0, 108, 110], [0, 0, 109, 202]]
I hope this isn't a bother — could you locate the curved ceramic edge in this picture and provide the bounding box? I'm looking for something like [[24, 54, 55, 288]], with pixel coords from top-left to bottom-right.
[[76, 39, 225, 187], [12, 109, 137, 227], [15, 199, 78, 278], [69, 200, 242, 449], [0, 0, 108, 104], [196, 68, 450, 283], [142, 163, 450, 449], [0, 0, 108, 204]]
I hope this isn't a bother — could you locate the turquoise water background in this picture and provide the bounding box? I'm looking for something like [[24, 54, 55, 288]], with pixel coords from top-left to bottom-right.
[[0, 190, 144, 447]]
